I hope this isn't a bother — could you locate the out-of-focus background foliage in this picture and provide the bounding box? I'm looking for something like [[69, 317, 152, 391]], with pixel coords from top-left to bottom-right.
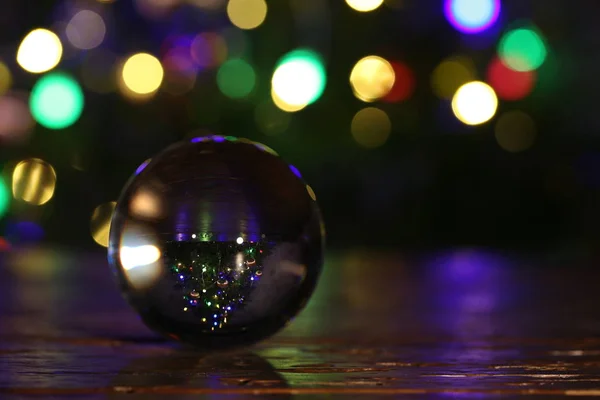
[[0, 0, 596, 251]]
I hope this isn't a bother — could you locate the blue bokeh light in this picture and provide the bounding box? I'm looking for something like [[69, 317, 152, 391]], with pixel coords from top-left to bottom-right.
[[444, 0, 501, 34]]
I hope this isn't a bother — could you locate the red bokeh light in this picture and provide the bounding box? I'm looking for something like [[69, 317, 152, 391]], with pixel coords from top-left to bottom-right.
[[0, 237, 11, 252], [383, 61, 415, 102], [486, 57, 536, 101]]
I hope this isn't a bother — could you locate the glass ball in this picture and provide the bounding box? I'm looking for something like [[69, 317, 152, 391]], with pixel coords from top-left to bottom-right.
[[108, 135, 325, 350]]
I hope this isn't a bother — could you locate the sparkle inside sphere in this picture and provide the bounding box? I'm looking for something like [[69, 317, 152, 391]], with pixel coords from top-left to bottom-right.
[[108, 137, 324, 349]]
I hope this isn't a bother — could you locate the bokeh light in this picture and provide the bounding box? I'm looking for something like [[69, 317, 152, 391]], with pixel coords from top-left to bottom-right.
[[91, 202, 116, 247], [130, 186, 164, 220], [383, 61, 415, 102], [0, 94, 34, 143], [351, 107, 391, 148], [120, 53, 164, 97], [80, 50, 118, 94], [272, 49, 326, 109], [217, 58, 256, 99], [444, 0, 500, 34], [431, 55, 476, 99], [66, 10, 106, 50], [0, 177, 10, 218], [486, 56, 535, 101], [494, 110, 536, 152], [17, 29, 63, 74], [350, 56, 395, 102], [118, 224, 163, 289], [12, 158, 57, 205], [498, 27, 547, 72], [271, 89, 306, 113], [5, 221, 44, 245], [451, 81, 498, 126], [345, 0, 384, 12], [221, 27, 249, 58], [306, 185, 317, 201], [30, 73, 84, 130], [134, 0, 180, 19], [189, 0, 226, 9], [190, 32, 228, 68], [227, 0, 267, 30], [162, 48, 197, 96], [255, 101, 291, 135], [0, 61, 12, 95]]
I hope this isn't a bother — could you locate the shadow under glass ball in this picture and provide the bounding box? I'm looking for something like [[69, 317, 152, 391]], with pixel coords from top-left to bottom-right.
[[108, 135, 325, 350]]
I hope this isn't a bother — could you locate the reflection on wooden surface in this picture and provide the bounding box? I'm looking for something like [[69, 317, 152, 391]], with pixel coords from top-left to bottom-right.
[[1, 247, 600, 398]]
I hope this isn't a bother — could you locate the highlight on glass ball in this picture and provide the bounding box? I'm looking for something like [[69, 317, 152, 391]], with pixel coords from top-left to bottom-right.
[[108, 135, 325, 349]]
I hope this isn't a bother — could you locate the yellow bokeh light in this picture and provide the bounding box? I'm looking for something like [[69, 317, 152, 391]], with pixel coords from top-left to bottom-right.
[[431, 56, 476, 99], [350, 56, 395, 102], [90, 201, 116, 247], [271, 88, 306, 113], [0, 62, 12, 95], [120, 53, 164, 96], [345, 0, 384, 12], [351, 107, 391, 148], [494, 110, 536, 152], [17, 29, 63, 74], [227, 0, 267, 30], [12, 158, 57, 205], [451, 81, 498, 126]]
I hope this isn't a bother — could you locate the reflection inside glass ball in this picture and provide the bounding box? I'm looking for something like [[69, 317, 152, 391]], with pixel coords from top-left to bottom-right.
[[108, 135, 324, 349]]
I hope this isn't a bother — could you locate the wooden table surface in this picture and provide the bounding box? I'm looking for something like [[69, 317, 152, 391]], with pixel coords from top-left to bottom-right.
[[2, 246, 600, 399]]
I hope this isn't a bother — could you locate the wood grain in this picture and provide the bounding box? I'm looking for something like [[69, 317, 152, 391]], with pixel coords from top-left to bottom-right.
[[1, 247, 600, 398]]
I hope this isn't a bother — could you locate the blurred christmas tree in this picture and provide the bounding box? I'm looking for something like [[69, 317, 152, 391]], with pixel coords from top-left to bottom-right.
[[165, 238, 271, 330]]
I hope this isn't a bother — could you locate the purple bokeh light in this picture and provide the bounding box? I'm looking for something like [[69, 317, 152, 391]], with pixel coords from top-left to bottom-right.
[[444, 0, 501, 34]]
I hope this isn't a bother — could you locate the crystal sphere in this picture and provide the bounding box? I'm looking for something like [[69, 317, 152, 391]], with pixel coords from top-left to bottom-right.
[[108, 135, 324, 349]]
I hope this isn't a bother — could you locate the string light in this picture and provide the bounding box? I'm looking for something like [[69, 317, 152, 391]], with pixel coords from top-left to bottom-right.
[[168, 239, 267, 328]]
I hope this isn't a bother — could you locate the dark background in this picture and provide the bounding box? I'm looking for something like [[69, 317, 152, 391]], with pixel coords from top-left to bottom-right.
[[0, 0, 598, 251]]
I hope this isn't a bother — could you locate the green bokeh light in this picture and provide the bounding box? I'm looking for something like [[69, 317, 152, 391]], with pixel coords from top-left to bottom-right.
[[0, 177, 10, 218], [30, 72, 84, 130], [498, 28, 547, 72], [272, 48, 326, 106], [217, 59, 256, 99]]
